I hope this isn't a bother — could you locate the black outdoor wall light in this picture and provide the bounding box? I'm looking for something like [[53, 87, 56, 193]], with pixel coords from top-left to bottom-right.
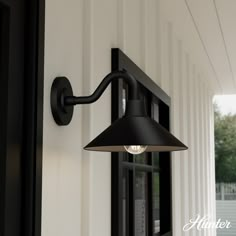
[[50, 70, 188, 155]]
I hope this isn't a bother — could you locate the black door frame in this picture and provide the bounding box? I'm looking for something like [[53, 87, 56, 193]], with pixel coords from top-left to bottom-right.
[[0, 0, 45, 235], [23, 1, 45, 236]]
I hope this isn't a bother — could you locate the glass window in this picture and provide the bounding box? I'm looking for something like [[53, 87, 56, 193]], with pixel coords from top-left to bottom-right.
[[153, 173, 160, 235], [135, 172, 148, 236], [112, 80, 172, 236]]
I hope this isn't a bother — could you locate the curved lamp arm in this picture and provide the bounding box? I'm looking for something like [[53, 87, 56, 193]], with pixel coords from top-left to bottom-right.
[[65, 70, 139, 106], [50, 70, 140, 125]]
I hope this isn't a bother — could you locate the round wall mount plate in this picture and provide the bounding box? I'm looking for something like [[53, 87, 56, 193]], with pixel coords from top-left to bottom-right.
[[51, 77, 74, 125]]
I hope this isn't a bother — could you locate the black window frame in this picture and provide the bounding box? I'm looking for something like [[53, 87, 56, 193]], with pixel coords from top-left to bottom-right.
[[111, 48, 172, 236]]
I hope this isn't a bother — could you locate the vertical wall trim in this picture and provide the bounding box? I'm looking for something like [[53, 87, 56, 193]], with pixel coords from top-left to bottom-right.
[[209, 93, 216, 235], [171, 37, 182, 236], [200, 79, 206, 236], [205, 89, 212, 236], [178, 39, 185, 234], [186, 53, 194, 236], [203, 81, 208, 217], [203, 84, 210, 224], [81, 0, 94, 235], [160, 21, 166, 91], [117, 0, 125, 49], [140, 0, 147, 70], [167, 22, 173, 96], [183, 52, 190, 234], [194, 72, 201, 220], [156, 0, 162, 85], [197, 74, 203, 222], [190, 63, 197, 236]]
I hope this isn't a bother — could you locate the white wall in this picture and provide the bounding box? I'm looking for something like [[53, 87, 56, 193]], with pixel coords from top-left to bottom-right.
[[42, 0, 216, 236]]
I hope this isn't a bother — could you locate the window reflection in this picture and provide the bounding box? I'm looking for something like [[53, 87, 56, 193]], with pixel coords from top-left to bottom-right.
[[153, 153, 159, 169], [153, 173, 160, 235], [135, 172, 147, 236], [122, 171, 127, 236], [135, 153, 147, 164]]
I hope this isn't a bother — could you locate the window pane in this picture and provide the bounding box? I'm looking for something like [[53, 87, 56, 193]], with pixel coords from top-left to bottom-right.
[[122, 169, 134, 236], [135, 153, 148, 164], [122, 170, 127, 236], [153, 173, 160, 235], [153, 153, 159, 169], [135, 172, 148, 236]]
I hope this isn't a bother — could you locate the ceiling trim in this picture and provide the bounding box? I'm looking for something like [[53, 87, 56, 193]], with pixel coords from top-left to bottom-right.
[[213, 0, 236, 90], [185, 0, 223, 93]]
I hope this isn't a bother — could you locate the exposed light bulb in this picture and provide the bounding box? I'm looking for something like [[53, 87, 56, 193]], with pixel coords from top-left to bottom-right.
[[124, 145, 147, 155]]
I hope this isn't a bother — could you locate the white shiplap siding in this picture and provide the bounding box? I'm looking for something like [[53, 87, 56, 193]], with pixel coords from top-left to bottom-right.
[[42, 0, 217, 236]]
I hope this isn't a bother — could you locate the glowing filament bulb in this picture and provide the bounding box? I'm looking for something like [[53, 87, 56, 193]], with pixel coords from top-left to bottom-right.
[[124, 145, 147, 155]]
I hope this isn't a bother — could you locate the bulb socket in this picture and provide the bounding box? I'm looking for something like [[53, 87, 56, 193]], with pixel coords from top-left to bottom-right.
[[125, 100, 147, 117]]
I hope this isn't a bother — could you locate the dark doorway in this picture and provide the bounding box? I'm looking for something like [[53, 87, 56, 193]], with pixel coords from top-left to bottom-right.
[[0, 0, 44, 236]]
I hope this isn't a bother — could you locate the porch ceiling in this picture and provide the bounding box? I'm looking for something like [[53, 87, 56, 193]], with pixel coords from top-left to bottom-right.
[[186, 0, 236, 95]]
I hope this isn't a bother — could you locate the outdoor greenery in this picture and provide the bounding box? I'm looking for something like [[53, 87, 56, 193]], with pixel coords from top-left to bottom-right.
[[215, 104, 236, 182]]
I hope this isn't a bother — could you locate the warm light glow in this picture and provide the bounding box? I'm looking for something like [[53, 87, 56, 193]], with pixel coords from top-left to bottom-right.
[[124, 145, 147, 155]]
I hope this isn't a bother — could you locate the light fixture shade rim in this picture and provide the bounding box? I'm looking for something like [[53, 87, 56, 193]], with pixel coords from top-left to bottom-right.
[[84, 145, 188, 152], [84, 115, 188, 153]]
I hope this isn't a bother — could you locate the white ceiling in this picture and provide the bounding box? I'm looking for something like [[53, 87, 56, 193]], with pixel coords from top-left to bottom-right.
[[186, 0, 236, 94]]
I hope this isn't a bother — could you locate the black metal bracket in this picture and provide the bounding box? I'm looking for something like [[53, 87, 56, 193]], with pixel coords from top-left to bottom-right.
[[50, 76, 74, 125], [50, 70, 139, 125]]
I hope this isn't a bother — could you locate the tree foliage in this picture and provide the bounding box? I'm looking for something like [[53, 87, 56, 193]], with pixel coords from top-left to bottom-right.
[[214, 103, 236, 182]]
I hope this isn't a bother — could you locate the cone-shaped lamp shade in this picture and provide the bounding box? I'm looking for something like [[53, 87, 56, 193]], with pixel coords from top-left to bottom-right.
[[84, 109, 187, 152]]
